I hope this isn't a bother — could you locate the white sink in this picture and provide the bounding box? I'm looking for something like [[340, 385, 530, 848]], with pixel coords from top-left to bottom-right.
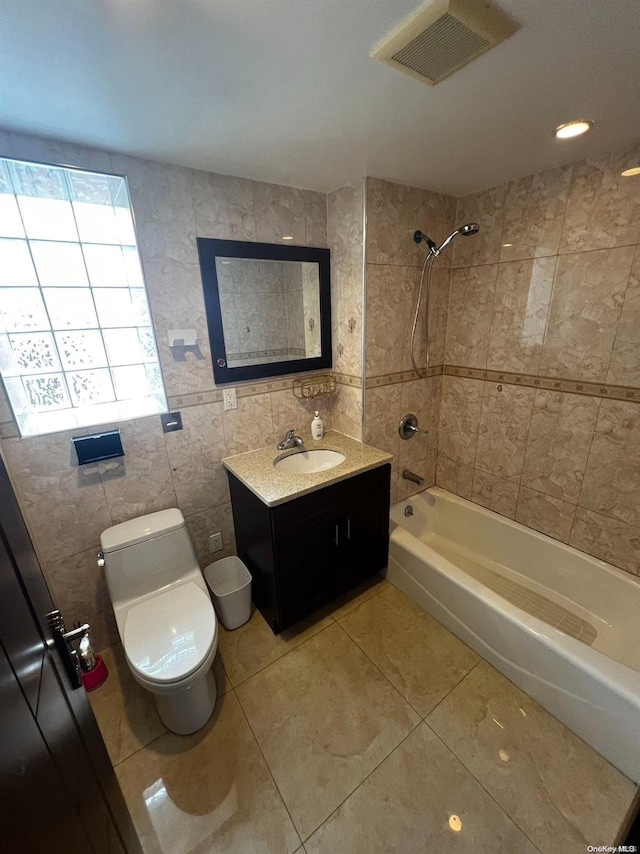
[[274, 449, 346, 474]]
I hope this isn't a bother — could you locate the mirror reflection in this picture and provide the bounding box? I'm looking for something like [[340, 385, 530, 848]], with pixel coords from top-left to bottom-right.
[[215, 257, 321, 368]]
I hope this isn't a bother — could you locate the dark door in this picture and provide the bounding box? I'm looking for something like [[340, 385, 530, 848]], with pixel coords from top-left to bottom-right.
[[336, 494, 390, 592], [274, 514, 339, 629], [0, 457, 141, 854]]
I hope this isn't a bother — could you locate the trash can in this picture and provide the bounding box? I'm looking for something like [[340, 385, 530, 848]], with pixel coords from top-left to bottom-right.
[[204, 556, 252, 630]]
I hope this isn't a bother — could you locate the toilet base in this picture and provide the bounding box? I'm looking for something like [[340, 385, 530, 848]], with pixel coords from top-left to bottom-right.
[[154, 666, 217, 735]]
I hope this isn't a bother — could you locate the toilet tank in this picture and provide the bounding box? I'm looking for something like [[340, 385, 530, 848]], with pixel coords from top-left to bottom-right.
[[101, 509, 200, 606]]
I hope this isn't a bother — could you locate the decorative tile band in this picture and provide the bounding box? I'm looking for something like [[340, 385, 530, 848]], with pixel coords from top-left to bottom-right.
[[333, 372, 363, 388], [365, 365, 444, 388], [168, 369, 347, 410], [444, 365, 640, 404], [167, 389, 224, 410]]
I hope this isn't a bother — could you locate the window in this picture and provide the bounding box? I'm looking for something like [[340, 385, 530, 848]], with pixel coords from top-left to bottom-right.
[[0, 157, 166, 437]]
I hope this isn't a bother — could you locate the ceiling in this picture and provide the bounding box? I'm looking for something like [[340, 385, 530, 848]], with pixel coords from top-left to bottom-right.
[[0, 0, 638, 195]]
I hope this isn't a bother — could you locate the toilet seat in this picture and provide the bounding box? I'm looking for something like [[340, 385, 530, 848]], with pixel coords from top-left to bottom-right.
[[123, 582, 217, 686]]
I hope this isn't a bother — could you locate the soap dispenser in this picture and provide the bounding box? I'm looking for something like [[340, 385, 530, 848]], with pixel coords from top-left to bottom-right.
[[311, 410, 324, 440]]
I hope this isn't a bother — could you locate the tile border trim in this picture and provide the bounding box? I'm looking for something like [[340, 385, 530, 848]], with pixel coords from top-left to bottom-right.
[[333, 372, 363, 388], [444, 365, 640, 403], [365, 365, 444, 388], [168, 370, 363, 410]]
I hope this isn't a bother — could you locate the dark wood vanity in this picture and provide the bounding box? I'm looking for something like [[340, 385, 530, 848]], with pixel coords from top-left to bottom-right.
[[228, 464, 391, 633]]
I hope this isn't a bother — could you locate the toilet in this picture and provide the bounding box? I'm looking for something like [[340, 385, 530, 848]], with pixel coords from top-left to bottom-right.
[[100, 508, 218, 735]]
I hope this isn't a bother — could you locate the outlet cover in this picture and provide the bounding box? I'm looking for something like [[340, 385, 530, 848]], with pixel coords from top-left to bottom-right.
[[223, 387, 237, 411], [209, 532, 223, 552]]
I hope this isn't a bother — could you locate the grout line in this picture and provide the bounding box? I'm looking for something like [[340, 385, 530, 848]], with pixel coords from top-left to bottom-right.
[[327, 577, 390, 621], [226, 616, 337, 691], [570, 395, 603, 543], [556, 163, 575, 254], [233, 686, 303, 848], [423, 660, 481, 720], [512, 376, 539, 526], [226, 580, 389, 690], [332, 615, 426, 721], [605, 247, 638, 384], [482, 259, 502, 372], [453, 242, 640, 272], [300, 716, 424, 845], [535, 253, 560, 377], [233, 608, 424, 845], [422, 720, 544, 854], [112, 725, 168, 769]]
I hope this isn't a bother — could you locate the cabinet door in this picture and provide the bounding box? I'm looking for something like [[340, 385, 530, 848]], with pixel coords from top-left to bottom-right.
[[334, 493, 390, 595], [274, 515, 339, 631]]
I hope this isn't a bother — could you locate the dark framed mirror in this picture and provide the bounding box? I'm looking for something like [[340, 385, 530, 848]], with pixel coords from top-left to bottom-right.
[[197, 238, 332, 384]]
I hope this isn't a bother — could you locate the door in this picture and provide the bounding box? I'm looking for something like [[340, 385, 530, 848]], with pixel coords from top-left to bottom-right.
[[0, 456, 141, 854], [335, 493, 390, 593], [274, 514, 339, 630]]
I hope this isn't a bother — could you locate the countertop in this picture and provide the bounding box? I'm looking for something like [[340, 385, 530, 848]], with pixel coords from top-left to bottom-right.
[[221, 430, 393, 507]]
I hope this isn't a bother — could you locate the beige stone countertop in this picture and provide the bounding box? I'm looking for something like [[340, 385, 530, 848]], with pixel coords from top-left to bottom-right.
[[221, 430, 393, 507]]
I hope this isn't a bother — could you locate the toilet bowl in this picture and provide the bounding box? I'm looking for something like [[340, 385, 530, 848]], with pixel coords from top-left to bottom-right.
[[100, 509, 218, 735]]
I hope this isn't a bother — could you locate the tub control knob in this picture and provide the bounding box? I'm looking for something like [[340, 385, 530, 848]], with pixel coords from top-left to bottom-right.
[[399, 413, 428, 440]]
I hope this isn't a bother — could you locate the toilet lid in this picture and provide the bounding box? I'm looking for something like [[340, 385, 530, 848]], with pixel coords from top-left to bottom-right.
[[124, 583, 216, 684]]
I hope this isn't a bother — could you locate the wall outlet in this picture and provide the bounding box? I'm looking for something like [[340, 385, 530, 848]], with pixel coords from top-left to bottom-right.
[[223, 387, 237, 411], [209, 532, 223, 553]]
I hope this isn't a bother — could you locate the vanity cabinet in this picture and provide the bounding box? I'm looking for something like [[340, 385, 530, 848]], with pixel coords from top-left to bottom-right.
[[228, 464, 391, 633]]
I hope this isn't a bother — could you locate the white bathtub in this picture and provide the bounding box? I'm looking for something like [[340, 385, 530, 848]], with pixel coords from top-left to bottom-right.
[[387, 487, 640, 782]]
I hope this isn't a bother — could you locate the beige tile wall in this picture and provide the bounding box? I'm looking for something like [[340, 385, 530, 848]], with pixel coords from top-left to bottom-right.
[[3, 125, 639, 642], [363, 178, 454, 501], [0, 129, 341, 649], [326, 182, 365, 439], [437, 140, 640, 575]]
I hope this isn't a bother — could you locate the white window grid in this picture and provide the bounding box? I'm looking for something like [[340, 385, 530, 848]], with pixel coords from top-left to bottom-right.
[[0, 157, 167, 437]]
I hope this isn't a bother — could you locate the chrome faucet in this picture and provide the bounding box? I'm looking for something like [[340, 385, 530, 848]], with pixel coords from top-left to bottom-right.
[[277, 428, 304, 451], [402, 469, 424, 486]]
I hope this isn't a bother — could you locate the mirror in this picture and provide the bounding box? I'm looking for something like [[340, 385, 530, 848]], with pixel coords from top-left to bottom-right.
[[197, 238, 331, 384]]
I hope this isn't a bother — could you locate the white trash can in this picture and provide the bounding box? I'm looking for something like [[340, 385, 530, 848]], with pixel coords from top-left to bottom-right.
[[204, 556, 252, 630]]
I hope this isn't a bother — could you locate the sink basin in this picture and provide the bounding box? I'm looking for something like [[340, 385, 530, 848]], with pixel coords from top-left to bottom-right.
[[274, 449, 346, 474]]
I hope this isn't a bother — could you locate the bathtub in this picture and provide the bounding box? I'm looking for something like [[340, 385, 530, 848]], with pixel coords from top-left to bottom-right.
[[387, 487, 640, 782]]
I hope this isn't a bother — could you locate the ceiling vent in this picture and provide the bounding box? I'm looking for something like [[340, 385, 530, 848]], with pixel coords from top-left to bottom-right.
[[371, 0, 518, 86]]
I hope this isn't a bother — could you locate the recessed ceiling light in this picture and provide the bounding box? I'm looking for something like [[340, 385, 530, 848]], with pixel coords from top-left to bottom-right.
[[621, 166, 640, 177], [282, 235, 294, 240], [554, 120, 593, 140]]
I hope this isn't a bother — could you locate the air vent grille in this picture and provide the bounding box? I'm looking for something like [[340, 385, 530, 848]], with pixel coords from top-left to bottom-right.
[[391, 13, 490, 83], [371, 0, 518, 86]]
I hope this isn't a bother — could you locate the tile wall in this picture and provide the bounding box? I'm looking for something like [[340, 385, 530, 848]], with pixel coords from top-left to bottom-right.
[[363, 177, 455, 502], [0, 129, 345, 649], [437, 141, 640, 574], [2, 123, 639, 650], [326, 181, 366, 439]]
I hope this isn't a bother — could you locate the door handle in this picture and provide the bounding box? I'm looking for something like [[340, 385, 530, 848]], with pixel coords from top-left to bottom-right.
[[47, 610, 90, 690], [334, 524, 340, 547], [346, 518, 351, 541]]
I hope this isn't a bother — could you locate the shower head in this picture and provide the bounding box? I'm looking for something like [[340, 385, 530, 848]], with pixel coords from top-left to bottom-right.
[[415, 223, 479, 256], [433, 222, 480, 256]]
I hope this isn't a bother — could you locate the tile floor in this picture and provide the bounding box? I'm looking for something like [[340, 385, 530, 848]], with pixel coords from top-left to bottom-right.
[[90, 576, 636, 853]]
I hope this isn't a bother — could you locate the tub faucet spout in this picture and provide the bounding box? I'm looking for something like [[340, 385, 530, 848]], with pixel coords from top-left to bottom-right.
[[402, 469, 424, 486]]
